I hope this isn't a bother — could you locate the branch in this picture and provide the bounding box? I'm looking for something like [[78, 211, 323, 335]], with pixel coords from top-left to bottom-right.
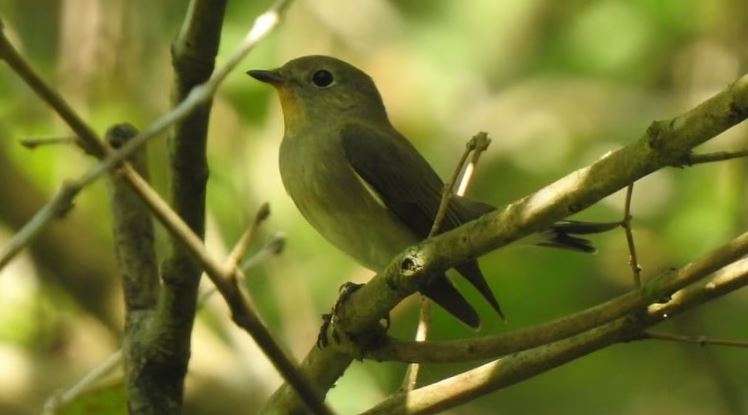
[[364, 228, 748, 363], [107, 124, 159, 313], [0, 181, 79, 270], [106, 124, 164, 412], [46, 205, 282, 412], [362, 257, 748, 414], [42, 351, 123, 415], [0, 147, 119, 327], [261, 73, 748, 413], [675, 149, 748, 166], [621, 183, 642, 286], [19, 135, 78, 149], [643, 331, 748, 348]]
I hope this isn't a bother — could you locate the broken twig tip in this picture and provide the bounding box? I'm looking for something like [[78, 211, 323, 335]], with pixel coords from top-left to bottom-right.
[[256, 202, 271, 222]]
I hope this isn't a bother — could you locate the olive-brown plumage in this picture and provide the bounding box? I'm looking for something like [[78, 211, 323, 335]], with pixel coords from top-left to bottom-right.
[[249, 55, 601, 328]]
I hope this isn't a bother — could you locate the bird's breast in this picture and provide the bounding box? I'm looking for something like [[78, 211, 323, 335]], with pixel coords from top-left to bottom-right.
[[278, 130, 419, 270]]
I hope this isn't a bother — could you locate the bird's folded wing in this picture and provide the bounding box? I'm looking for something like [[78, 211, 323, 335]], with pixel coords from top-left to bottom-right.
[[340, 123, 464, 237]]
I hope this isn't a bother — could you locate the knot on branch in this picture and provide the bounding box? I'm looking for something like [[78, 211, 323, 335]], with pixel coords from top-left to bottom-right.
[[400, 249, 425, 277], [728, 98, 748, 124], [646, 119, 670, 150], [106, 123, 139, 149]]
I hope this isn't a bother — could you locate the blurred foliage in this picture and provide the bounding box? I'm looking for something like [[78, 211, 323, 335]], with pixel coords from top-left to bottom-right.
[[0, 0, 747, 414]]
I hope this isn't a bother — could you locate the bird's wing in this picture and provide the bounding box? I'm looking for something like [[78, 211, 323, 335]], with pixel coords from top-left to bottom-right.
[[340, 123, 466, 237]]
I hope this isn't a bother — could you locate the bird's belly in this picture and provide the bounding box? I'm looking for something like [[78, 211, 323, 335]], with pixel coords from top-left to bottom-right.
[[280, 144, 418, 271]]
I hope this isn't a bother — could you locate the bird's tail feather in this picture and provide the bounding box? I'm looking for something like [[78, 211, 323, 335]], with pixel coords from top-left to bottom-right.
[[455, 261, 504, 319], [420, 274, 480, 329], [536, 220, 620, 253]]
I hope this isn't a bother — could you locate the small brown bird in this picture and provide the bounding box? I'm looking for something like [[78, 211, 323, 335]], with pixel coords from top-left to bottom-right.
[[249, 55, 607, 328]]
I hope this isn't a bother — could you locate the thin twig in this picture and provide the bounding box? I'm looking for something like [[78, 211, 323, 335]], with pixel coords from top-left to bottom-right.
[[402, 132, 492, 391], [225, 202, 271, 271], [240, 232, 285, 271], [429, 133, 490, 236], [0, 181, 79, 269], [19, 135, 78, 149], [644, 331, 748, 348], [621, 183, 642, 287], [455, 132, 491, 197], [676, 149, 748, 166], [401, 296, 433, 391], [42, 351, 123, 415]]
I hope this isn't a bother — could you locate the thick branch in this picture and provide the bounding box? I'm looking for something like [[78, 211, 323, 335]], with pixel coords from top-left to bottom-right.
[[363, 258, 748, 415], [106, 125, 162, 412], [142, 1, 228, 412], [365, 229, 748, 362]]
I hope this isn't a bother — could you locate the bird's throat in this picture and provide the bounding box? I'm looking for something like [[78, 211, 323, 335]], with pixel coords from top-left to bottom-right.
[[277, 87, 303, 133]]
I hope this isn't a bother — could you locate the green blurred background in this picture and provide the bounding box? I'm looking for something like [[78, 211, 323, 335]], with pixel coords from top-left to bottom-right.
[[0, 0, 747, 414]]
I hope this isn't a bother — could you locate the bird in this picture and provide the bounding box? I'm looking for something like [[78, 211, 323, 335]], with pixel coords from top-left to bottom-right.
[[248, 55, 610, 328]]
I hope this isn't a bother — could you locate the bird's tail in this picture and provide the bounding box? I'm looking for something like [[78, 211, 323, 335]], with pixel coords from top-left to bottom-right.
[[534, 220, 620, 253]]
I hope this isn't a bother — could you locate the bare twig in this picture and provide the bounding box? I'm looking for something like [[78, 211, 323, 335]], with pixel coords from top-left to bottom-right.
[[42, 350, 123, 415], [621, 183, 642, 286], [240, 232, 286, 271], [429, 132, 491, 236], [401, 295, 432, 392], [402, 132, 491, 391], [0, 181, 79, 269], [226, 202, 271, 271], [644, 331, 748, 348], [455, 132, 491, 196], [19, 135, 78, 149], [676, 149, 748, 166], [200, 214, 284, 305]]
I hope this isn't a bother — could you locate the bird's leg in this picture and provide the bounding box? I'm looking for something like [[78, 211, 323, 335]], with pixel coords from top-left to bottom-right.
[[317, 282, 363, 348]]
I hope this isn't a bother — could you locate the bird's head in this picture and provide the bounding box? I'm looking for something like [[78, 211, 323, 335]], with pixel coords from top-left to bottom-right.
[[248, 55, 389, 132]]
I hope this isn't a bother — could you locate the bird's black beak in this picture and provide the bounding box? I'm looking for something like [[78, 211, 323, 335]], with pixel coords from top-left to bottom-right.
[[247, 69, 285, 85]]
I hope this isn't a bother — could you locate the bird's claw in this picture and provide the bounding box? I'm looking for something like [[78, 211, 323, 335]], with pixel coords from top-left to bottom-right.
[[317, 282, 390, 351], [317, 282, 364, 348]]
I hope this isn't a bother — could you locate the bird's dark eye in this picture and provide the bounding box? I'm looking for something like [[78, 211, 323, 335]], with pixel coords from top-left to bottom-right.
[[311, 69, 334, 88]]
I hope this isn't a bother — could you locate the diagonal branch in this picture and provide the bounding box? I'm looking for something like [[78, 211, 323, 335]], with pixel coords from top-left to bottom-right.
[[362, 257, 748, 415], [363, 228, 748, 363]]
